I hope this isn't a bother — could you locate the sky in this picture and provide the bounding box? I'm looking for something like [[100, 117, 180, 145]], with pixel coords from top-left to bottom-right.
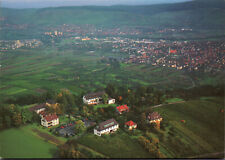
[[1, 0, 191, 8]]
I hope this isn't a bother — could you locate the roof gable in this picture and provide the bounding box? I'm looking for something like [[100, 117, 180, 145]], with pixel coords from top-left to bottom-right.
[[29, 103, 46, 112], [125, 120, 136, 126], [43, 113, 58, 122], [84, 91, 105, 100], [147, 112, 162, 121], [116, 105, 129, 112], [97, 118, 118, 131]]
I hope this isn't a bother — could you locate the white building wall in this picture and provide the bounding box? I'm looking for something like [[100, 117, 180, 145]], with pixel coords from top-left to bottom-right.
[[108, 99, 115, 104], [36, 108, 46, 114], [41, 118, 59, 127], [94, 125, 119, 136]]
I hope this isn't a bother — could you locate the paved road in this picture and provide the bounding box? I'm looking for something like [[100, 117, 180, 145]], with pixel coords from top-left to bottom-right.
[[151, 101, 186, 108]]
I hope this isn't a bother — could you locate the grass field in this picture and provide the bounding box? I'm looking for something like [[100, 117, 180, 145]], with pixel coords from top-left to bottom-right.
[[77, 130, 152, 158], [165, 98, 184, 103], [93, 104, 117, 110], [0, 46, 222, 100], [0, 127, 57, 158], [151, 97, 224, 158]]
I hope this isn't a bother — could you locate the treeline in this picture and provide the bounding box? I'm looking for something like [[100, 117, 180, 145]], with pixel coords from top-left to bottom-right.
[[165, 84, 224, 100], [0, 89, 83, 131], [0, 104, 39, 131], [1, 83, 223, 131]]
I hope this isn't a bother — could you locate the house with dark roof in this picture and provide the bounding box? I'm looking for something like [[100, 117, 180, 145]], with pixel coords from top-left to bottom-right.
[[124, 120, 137, 130], [83, 91, 105, 105], [147, 112, 163, 124], [94, 118, 119, 136], [41, 113, 59, 128], [116, 105, 129, 114], [29, 104, 46, 114], [55, 122, 76, 137]]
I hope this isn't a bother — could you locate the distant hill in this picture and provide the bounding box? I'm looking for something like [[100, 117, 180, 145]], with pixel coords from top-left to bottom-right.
[[0, 0, 225, 29]]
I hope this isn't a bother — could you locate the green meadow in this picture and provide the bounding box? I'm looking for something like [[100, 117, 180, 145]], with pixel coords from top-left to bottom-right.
[[0, 45, 222, 100], [77, 131, 152, 158], [151, 97, 224, 158], [0, 127, 57, 158]]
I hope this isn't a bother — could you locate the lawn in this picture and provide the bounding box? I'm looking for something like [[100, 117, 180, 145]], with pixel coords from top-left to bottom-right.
[[93, 104, 117, 110], [1, 46, 220, 99], [165, 98, 184, 103], [77, 130, 152, 158], [0, 127, 58, 158]]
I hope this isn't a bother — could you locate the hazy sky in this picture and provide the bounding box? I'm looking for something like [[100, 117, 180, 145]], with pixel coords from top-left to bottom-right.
[[1, 0, 191, 8]]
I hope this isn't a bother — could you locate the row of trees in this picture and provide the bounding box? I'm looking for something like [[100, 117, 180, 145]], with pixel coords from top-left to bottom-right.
[[138, 136, 165, 158], [105, 84, 166, 107], [58, 139, 83, 158], [0, 104, 39, 130], [105, 83, 224, 108]]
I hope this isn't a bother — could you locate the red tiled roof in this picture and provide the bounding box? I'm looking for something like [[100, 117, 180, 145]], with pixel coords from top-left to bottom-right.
[[39, 111, 47, 116], [170, 49, 177, 54], [43, 113, 58, 122], [125, 120, 136, 126], [116, 105, 129, 113]]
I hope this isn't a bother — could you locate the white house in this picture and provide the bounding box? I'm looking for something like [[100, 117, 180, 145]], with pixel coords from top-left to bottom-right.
[[94, 118, 119, 136], [83, 91, 105, 105], [108, 98, 116, 104], [41, 113, 59, 128]]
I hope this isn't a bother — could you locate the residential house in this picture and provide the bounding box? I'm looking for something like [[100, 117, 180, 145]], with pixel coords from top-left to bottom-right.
[[125, 120, 137, 130], [83, 91, 105, 105], [116, 105, 129, 114], [94, 118, 119, 136], [29, 104, 46, 114], [147, 112, 162, 123], [55, 122, 76, 137], [108, 98, 116, 104], [41, 113, 59, 128], [39, 111, 47, 118], [147, 112, 163, 129]]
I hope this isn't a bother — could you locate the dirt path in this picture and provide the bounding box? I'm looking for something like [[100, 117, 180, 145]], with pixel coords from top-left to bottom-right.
[[32, 129, 64, 146], [188, 151, 225, 158], [31, 128, 108, 158], [151, 101, 186, 108], [78, 143, 109, 158]]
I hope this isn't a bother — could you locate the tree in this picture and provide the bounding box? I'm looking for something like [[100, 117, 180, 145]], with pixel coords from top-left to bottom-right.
[[105, 83, 116, 97], [21, 109, 33, 124], [82, 106, 90, 117], [156, 150, 166, 158], [139, 113, 147, 130], [32, 112, 40, 123], [58, 139, 82, 158], [69, 147, 81, 158], [12, 113, 22, 127], [74, 120, 86, 134], [102, 93, 109, 104]]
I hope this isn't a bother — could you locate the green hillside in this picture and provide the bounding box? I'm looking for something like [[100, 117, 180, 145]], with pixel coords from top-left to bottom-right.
[[150, 97, 224, 158], [1, 0, 225, 29]]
